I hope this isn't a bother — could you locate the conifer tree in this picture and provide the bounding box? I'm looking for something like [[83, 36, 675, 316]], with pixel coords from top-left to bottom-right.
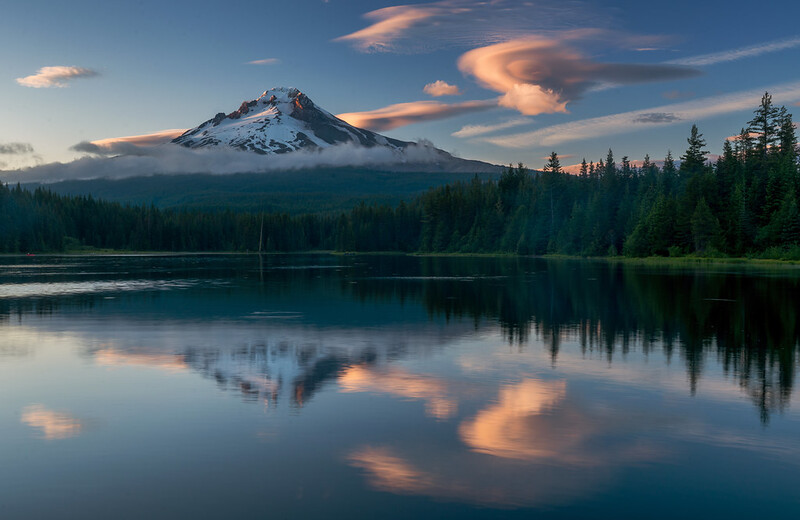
[[680, 124, 709, 177], [748, 92, 780, 159], [543, 151, 562, 174]]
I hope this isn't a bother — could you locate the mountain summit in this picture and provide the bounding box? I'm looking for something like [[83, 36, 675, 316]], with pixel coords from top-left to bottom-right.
[[172, 87, 410, 154]]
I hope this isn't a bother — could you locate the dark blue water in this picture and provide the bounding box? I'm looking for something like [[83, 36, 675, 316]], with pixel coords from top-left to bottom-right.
[[1, 254, 798, 519]]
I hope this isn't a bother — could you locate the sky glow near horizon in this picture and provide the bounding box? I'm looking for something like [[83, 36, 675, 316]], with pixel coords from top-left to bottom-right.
[[1, 0, 800, 175]]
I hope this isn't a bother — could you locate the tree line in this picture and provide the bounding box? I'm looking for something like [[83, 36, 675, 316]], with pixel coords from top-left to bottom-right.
[[1, 92, 798, 258], [416, 92, 799, 258]]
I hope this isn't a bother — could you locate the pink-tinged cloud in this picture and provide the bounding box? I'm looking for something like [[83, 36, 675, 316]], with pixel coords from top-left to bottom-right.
[[94, 348, 189, 372], [483, 80, 800, 148], [339, 365, 457, 419], [337, 99, 495, 131], [423, 80, 461, 97], [458, 36, 698, 116], [726, 131, 761, 142], [335, 1, 607, 54], [540, 153, 575, 161], [73, 129, 188, 155], [561, 158, 664, 175], [561, 155, 718, 174], [335, 4, 457, 52], [347, 378, 665, 508], [16, 66, 99, 88], [247, 58, 280, 65]]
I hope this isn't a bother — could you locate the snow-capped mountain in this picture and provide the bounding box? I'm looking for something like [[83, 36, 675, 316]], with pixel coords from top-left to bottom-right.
[[172, 87, 411, 154]]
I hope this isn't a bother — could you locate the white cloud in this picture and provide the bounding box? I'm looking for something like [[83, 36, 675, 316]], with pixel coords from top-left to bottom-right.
[[482, 80, 800, 148], [668, 36, 800, 67], [246, 58, 280, 65], [452, 118, 531, 138], [16, 66, 99, 88], [2, 141, 470, 183]]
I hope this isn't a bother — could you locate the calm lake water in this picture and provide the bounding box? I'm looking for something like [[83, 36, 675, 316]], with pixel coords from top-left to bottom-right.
[[1, 254, 799, 519]]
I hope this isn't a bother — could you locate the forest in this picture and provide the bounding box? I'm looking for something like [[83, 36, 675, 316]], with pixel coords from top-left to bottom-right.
[[1, 92, 798, 259]]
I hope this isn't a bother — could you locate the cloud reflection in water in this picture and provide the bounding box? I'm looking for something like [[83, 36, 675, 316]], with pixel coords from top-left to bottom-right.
[[21, 404, 84, 440], [339, 365, 457, 419]]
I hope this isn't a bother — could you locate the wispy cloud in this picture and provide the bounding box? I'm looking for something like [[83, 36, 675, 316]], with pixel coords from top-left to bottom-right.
[[0, 142, 40, 170], [246, 58, 280, 65], [0, 142, 34, 155], [483, 80, 800, 148], [72, 129, 188, 155], [423, 80, 461, 97], [335, 0, 606, 53], [337, 99, 495, 131], [452, 118, 531, 138], [458, 35, 698, 116], [631, 112, 681, 124], [668, 36, 800, 67], [16, 66, 99, 88]]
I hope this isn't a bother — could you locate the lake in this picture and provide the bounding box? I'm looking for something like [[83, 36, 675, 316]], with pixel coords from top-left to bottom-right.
[[1, 254, 799, 519]]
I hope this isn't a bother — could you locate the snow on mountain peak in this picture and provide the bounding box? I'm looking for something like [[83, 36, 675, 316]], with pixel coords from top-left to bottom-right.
[[172, 87, 407, 155]]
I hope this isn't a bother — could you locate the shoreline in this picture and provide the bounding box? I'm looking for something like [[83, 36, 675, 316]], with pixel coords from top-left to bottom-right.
[[3, 249, 800, 267]]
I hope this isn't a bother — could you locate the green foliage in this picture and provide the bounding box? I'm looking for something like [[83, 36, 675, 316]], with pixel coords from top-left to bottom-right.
[[3, 93, 800, 258]]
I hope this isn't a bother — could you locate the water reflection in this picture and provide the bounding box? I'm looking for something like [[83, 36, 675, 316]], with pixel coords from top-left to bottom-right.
[[2, 255, 798, 422], [355, 258, 800, 423], [1, 255, 800, 516], [459, 379, 568, 461], [340, 365, 457, 419], [21, 404, 83, 440], [94, 347, 190, 372]]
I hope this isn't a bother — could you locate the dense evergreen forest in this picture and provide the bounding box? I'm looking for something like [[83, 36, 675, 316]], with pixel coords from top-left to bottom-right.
[[1, 92, 798, 258]]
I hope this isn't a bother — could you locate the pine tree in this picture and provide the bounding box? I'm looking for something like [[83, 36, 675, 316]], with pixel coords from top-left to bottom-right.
[[748, 91, 780, 159], [660, 150, 677, 195], [680, 124, 709, 177], [605, 149, 616, 178], [543, 152, 562, 174]]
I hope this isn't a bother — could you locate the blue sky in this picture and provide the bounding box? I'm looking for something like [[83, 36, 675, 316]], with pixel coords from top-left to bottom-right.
[[2, 0, 800, 173]]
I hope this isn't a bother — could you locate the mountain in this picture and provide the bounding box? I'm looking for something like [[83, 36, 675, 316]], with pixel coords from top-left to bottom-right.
[[173, 87, 410, 154], [170, 87, 499, 173], [23, 88, 503, 212]]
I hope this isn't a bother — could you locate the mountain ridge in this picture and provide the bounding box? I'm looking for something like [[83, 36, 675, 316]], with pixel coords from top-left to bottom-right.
[[169, 86, 500, 173], [173, 87, 409, 154]]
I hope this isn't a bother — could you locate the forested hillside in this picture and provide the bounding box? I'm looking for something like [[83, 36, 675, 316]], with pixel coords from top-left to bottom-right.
[[413, 92, 800, 258], [1, 93, 798, 258]]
